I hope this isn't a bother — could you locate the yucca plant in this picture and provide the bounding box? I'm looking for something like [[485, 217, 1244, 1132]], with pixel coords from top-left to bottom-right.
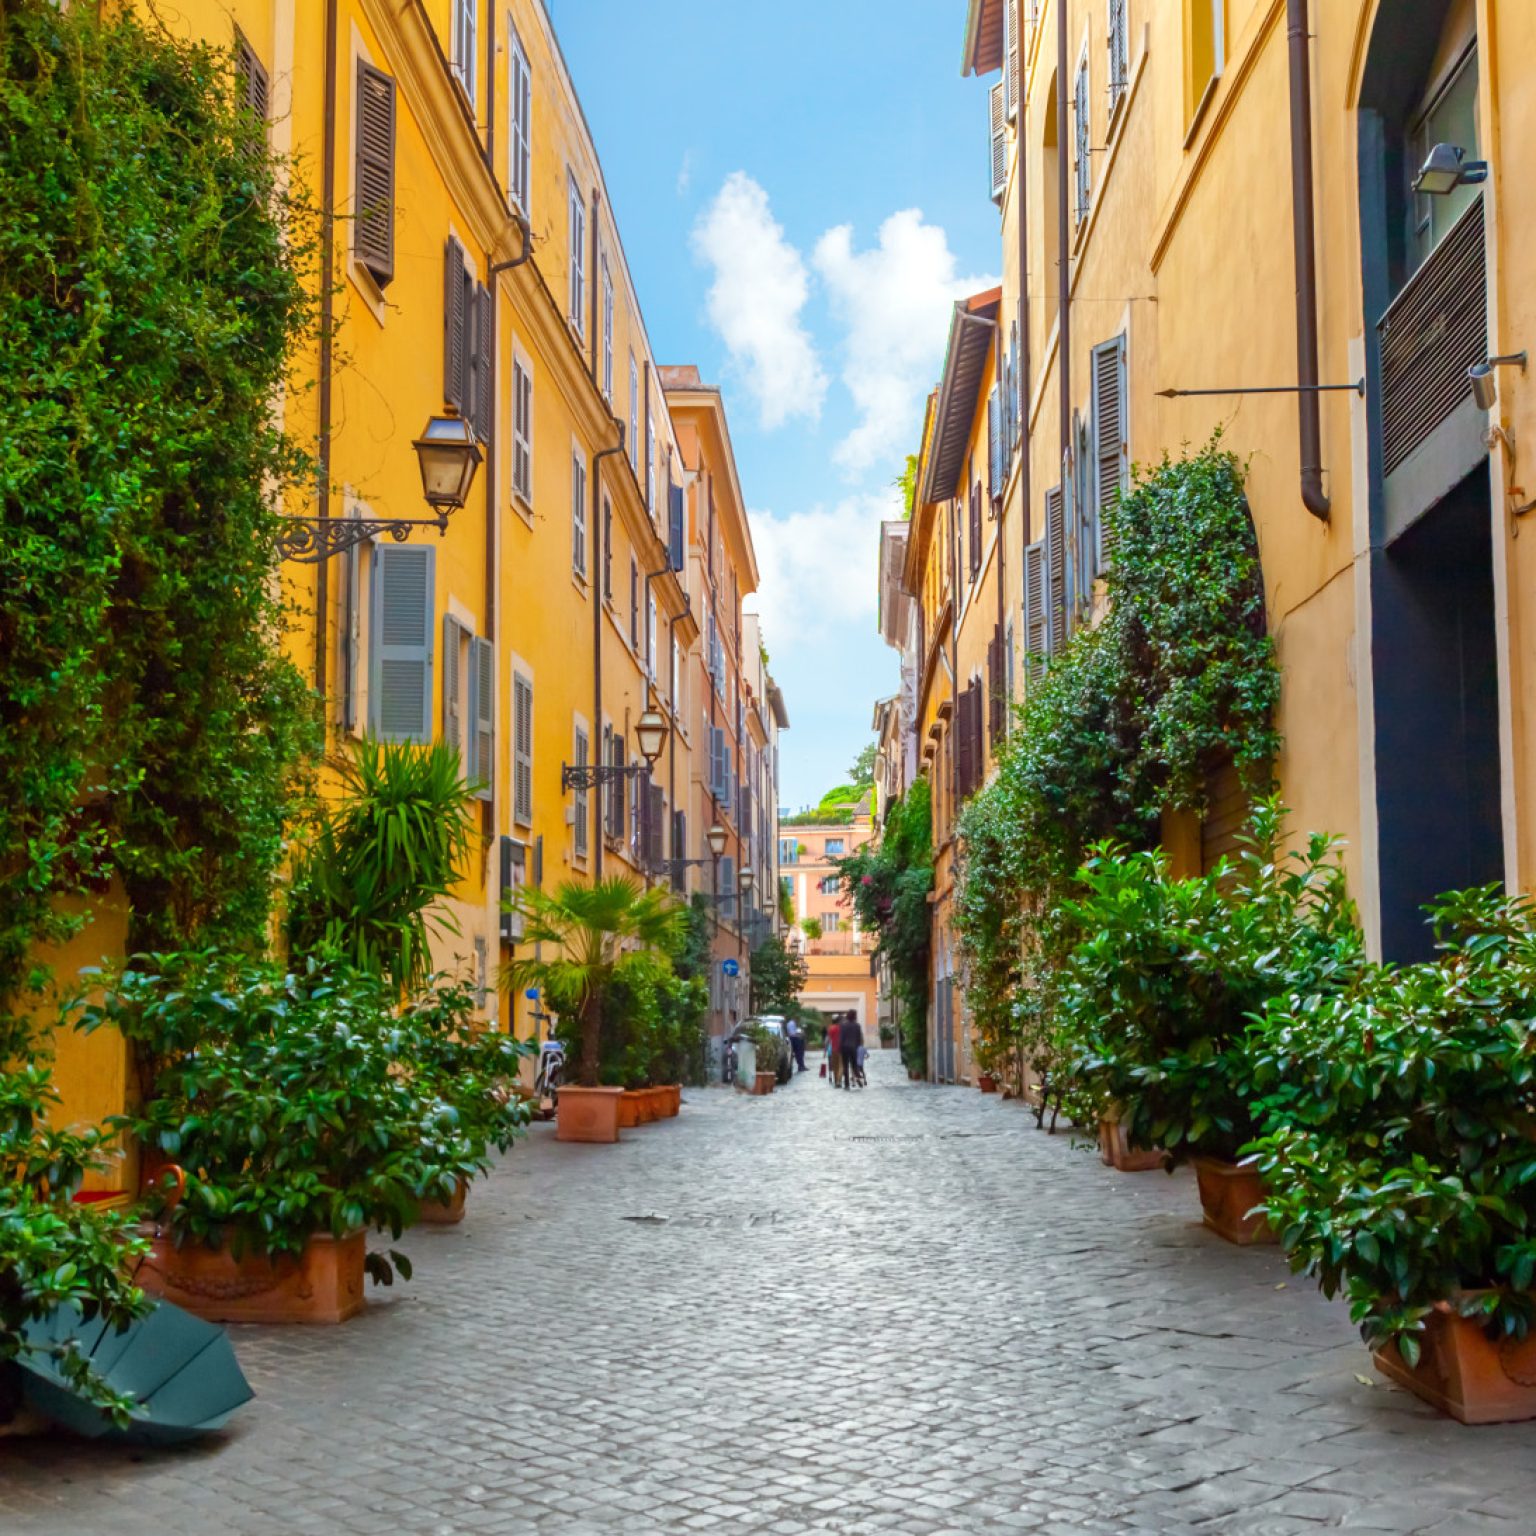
[[500, 878, 686, 1086], [287, 737, 480, 991]]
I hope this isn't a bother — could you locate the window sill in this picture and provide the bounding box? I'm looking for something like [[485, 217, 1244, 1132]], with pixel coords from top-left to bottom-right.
[[347, 259, 389, 328], [511, 489, 534, 528], [1183, 73, 1221, 151]]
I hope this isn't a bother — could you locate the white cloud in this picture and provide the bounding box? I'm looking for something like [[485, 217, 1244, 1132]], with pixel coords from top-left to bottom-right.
[[675, 150, 693, 198], [691, 173, 827, 430], [813, 210, 998, 477]]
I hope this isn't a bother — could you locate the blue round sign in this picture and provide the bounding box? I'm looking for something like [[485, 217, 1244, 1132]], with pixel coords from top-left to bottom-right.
[[722, 958, 740, 977]]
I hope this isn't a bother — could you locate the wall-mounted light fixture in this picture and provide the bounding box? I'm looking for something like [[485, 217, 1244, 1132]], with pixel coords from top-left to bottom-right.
[[1413, 142, 1489, 197], [561, 708, 669, 792], [1470, 353, 1528, 413]]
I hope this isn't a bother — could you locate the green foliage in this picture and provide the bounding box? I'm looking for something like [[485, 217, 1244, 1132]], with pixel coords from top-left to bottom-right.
[[750, 931, 807, 1017], [592, 963, 708, 1090], [1060, 801, 1365, 1163], [837, 780, 933, 1077], [781, 806, 856, 827], [745, 1022, 786, 1080], [800, 917, 824, 942], [1247, 886, 1536, 1361], [78, 954, 506, 1280], [0, 0, 320, 1000], [501, 878, 687, 1087], [846, 743, 878, 788], [0, 1011, 148, 1424], [777, 878, 795, 927], [894, 452, 919, 519], [287, 738, 480, 994]]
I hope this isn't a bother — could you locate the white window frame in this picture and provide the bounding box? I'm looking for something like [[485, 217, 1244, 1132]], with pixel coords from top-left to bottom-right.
[[573, 724, 589, 859], [1073, 44, 1092, 227], [511, 346, 533, 507], [567, 172, 586, 335], [571, 441, 588, 580], [601, 259, 615, 402], [452, 0, 477, 107], [1107, 0, 1129, 122], [507, 18, 531, 217], [512, 670, 534, 827]]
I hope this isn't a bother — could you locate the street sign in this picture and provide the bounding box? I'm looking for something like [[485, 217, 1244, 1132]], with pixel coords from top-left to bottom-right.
[[722, 958, 740, 977]]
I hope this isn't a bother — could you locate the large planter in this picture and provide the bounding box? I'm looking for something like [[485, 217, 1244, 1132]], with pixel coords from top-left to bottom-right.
[[1373, 1298, 1536, 1424], [617, 1089, 647, 1129], [1193, 1158, 1276, 1245], [139, 1229, 366, 1325], [556, 1085, 624, 1143], [661, 1084, 681, 1117], [417, 1178, 468, 1225], [753, 1071, 775, 1097], [1099, 1116, 1164, 1173]]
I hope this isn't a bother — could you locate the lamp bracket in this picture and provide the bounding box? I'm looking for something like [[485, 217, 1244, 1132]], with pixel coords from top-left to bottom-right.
[[277, 514, 447, 564], [561, 761, 658, 793]]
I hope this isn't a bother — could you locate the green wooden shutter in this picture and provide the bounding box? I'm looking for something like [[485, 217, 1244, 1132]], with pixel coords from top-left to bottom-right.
[[1045, 485, 1066, 653], [471, 635, 494, 800], [370, 545, 435, 742], [355, 62, 395, 285]]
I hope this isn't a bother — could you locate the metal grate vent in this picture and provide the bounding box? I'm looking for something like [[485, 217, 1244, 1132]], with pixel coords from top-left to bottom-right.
[[1378, 195, 1487, 477]]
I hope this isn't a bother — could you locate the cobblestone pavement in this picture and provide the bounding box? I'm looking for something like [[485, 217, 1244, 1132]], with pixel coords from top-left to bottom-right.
[[6, 1050, 1536, 1535]]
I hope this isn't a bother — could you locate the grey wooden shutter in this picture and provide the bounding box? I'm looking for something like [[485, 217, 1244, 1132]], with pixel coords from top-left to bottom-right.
[[989, 81, 1007, 205], [573, 728, 589, 858], [237, 32, 270, 123], [444, 238, 467, 411], [370, 545, 435, 742], [471, 635, 494, 800], [1045, 484, 1067, 653], [1024, 540, 1047, 685], [513, 673, 533, 825], [969, 483, 982, 578], [956, 688, 974, 800], [986, 388, 999, 501], [355, 62, 395, 285], [1004, 0, 1019, 122], [442, 615, 463, 756], [1092, 334, 1127, 572], [472, 284, 493, 446], [671, 811, 686, 891], [647, 783, 665, 869], [668, 478, 685, 570]]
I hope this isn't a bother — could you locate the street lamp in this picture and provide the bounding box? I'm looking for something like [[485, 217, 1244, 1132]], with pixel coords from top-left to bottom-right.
[[634, 708, 668, 768], [413, 412, 483, 511], [706, 823, 728, 859], [1413, 142, 1488, 197], [739, 868, 754, 894], [561, 711, 671, 792]]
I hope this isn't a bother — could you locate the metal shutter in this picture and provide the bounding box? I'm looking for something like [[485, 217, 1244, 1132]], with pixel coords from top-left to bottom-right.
[[370, 545, 434, 742], [355, 62, 395, 285]]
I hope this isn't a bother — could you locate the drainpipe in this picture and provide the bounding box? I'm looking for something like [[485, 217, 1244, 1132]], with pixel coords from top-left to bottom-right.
[[592, 433, 626, 876], [1287, 0, 1331, 521], [1017, 75, 1033, 641], [315, 0, 338, 696], [1057, 0, 1070, 468]]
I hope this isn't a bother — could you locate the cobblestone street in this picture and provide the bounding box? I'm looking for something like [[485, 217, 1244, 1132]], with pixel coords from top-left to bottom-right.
[[6, 1050, 1536, 1535]]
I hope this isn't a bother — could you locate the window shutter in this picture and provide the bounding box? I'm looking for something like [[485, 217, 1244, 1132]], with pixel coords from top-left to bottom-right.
[[647, 783, 665, 870], [1004, 0, 1019, 122], [969, 483, 982, 579], [988, 81, 1008, 205], [513, 673, 533, 825], [986, 388, 999, 502], [668, 478, 685, 570], [370, 545, 435, 743], [671, 810, 687, 891], [1045, 484, 1067, 653], [1024, 540, 1047, 685], [473, 284, 493, 447], [442, 615, 463, 757], [237, 33, 270, 124], [1092, 333, 1128, 572], [988, 625, 1005, 746], [955, 688, 973, 801], [512, 358, 533, 502], [355, 62, 395, 285], [444, 238, 467, 411], [573, 728, 589, 858], [471, 635, 494, 800]]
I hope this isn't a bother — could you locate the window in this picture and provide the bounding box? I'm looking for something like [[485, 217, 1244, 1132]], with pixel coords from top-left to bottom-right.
[[451, 0, 476, 106], [647, 592, 658, 679], [645, 406, 656, 511], [442, 239, 490, 441], [825, 838, 845, 857], [442, 615, 467, 760], [667, 477, 685, 570], [507, 22, 531, 216], [512, 352, 533, 503], [567, 173, 585, 334], [354, 62, 395, 286], [988, 79, 1008, 205], [369, 545, 435, 743], [672, 810, 688, 891], [235, 31, 270, 128], [628, 353, 639, 468], [629, 556, 640, 649], [571, 444, 587, 579], [1408, 44, 1480, 272], [823, 913, 841, 934], [573, 725, 589, 859], [1090, 333, 1128, 574], [601, 260, 615, 401], [513, 673, 533, 827], [719, 855, 736, 922], [1073, 48, 1091, 226], [780, 838, 798, 865], [605, 730, 626, 840], [1186, 0, 1225, 124], [818, 876, 839, 896], [469, 635, 494, 802], [1107, 0, 1129, 120], [602, 497, 614, 602]]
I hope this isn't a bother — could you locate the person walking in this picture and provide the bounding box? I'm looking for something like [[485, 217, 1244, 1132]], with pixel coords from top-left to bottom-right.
[[840, 1014, 864, 1091], [826, 1018, 843, 1087], [786, 1016, 807, 1073]]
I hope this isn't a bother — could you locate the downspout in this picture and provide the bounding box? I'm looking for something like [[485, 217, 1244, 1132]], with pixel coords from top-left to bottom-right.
[[1057, 0, 1071, 468], [592, 434, 626, 877], [1287, 0, 1331, 521], [315, 0, 338, 696], [1017, 77, 1033, 639]]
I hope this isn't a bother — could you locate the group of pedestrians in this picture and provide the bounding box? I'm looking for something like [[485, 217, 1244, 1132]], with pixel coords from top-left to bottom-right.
[[824, 1012, 867, 1090]]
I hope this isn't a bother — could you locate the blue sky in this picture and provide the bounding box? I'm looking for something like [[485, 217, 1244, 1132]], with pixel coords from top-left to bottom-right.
[[553, 1, 1000, 810]]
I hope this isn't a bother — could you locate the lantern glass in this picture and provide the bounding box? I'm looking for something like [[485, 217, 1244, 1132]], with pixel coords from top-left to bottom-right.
[[414, 414, 482, 510], [635, 708, 668, 766], [706, 823, 728, 859], [738, 868, 754, 893]]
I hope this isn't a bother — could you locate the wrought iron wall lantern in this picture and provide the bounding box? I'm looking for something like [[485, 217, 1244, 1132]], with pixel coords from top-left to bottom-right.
[[277, 412, 483, 563], [561, 709, 669, 792]]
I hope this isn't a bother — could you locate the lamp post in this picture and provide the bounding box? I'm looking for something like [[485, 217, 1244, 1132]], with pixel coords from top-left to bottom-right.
[[560, 708, 669, 792], [277, 411, 482, 563]]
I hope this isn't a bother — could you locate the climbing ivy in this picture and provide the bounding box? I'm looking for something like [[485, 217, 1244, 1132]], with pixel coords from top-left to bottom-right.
[[0, 1, 320, 1002]]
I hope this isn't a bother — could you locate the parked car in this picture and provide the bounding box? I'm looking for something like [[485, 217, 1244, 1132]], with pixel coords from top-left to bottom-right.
[[729, 1016, 795, 1084]]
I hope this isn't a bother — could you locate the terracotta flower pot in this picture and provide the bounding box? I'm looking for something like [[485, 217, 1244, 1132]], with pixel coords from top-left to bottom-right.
[[617, 1089, 646, 1129], [1193, 1157, 1276, 1245], [1373, 1297, 1536, 1424], [417, 1177, 468, 1225], [556, 1085, 624, 1143], [753, 1071, 775, 1097], [645, 1086, 666, 1121], [977, 1073, 998, 1094], [1099, 1116, 1164, 1173], [139, 1229, 366, 1325], [662, 1084, 681, 1117]]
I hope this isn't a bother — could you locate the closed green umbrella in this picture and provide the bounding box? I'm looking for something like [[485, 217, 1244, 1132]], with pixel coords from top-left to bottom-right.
[[19, 1298, 254, 1445]]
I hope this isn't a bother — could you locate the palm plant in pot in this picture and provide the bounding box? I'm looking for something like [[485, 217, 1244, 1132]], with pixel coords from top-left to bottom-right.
[[501, 878, 685, 1144]]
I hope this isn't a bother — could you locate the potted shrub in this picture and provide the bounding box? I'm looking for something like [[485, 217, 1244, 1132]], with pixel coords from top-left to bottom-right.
[[502, 877, 685, 1144], [78, 954, 480, 1323], [1061, 802, 1363, 1243], [1247, 887, 1536, 1422], [746, 1025, 783, 1096]]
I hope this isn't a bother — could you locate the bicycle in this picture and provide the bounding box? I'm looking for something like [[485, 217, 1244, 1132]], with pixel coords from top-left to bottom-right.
[[533, 1021, 564, 1109]]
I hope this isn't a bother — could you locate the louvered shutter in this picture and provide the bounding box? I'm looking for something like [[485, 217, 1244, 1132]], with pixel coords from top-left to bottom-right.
[[988, 81, 1008, 205], [472, 284, 494, 447], [444, 238, 467, 411], [1024, 540, 1047, 685], [442, 615, 463, 757], [371, 545, 435, 742], [647, 784, 665, 869], [1004, 0, 1019, 123], [969, 483, 981, 578], [986, 388, 999, 502], [471, 635, 494, 800], [355, 63, 395, 285], [237, 33, 270, 123], [668, 479, 685, 570], [1045, 485, 1067, 654], [988, 625, 1005, 745], [671, 811, 687, 891], [1092, 334, 1127, 572], [513, 674, 533, 825]]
